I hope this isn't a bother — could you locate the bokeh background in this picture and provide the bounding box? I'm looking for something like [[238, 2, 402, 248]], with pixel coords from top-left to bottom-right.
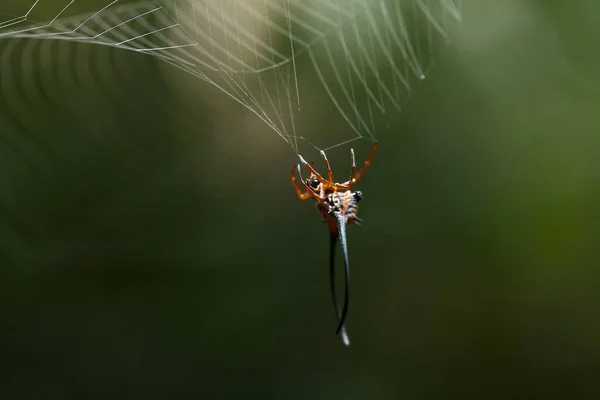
[[1, 0, 600, 398]]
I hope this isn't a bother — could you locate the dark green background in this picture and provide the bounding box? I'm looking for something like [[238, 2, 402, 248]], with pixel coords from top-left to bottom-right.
[[1, 1, 599, 398]]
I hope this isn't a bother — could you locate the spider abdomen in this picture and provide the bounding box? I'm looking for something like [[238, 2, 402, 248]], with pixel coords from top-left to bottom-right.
[[314, 190, 362, 233]]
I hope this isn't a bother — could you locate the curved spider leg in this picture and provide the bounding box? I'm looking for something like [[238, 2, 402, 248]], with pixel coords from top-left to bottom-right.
[[291, 165, 313, 200], [296, 163, 323, 201], [319, 150, 334, 184], [298, 154, 329, 186], [331, 211, 351, 345]]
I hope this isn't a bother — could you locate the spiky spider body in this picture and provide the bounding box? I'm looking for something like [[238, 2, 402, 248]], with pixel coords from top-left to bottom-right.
[[290, 143, 378, 346], [315, 190, 363, 232]]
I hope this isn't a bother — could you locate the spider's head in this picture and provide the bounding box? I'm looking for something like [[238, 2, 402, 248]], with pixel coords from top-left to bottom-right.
[[306, 175, 320, 190]]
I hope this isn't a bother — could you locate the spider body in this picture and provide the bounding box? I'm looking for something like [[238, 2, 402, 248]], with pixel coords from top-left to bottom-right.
[[316, 190, 363, 234], [290, 143, 378, 346]]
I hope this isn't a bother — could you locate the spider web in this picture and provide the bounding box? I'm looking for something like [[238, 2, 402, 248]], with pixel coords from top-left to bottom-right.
[[0, 0, 462, 153]]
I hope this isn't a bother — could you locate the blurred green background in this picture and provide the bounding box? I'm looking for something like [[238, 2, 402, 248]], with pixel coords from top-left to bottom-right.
[[1, 0, 600, 398]]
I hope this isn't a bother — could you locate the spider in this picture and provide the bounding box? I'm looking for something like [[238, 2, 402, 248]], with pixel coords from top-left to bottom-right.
[[290, 143, 378, 346]]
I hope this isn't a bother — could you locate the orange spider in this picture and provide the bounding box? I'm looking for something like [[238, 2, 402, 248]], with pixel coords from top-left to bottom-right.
[[290, 143, 378, 346]]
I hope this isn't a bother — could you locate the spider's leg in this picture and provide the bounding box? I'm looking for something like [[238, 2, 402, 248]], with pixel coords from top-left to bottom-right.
[[319, 150, 334, 185], [349, 142, 378, 186], [335, 148, 357, 191], [291, 165, 313, 200], [329, 223, 350, 346], [333, 147, 358, 191], [332, 212, 351, 345], [348, 148, 356, 186], [298, 154, 329, 186], [297, 163, 324, 201]]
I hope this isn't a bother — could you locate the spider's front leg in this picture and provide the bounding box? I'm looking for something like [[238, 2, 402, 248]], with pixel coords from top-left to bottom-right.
[[290, 165, 313, 200], [319, 149, 334, 185], [298, 154, 329, 187], [291, 164, 324, 201]]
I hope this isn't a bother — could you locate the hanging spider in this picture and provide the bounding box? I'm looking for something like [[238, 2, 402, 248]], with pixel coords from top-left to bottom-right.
[[290, 143, 378, 346]]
